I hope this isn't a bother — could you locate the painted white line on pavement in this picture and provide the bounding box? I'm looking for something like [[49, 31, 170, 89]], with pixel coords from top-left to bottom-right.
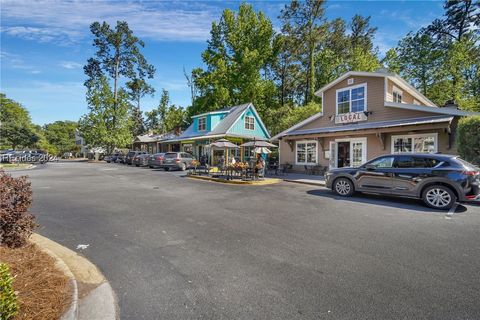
[[445, 203, 458, 219]]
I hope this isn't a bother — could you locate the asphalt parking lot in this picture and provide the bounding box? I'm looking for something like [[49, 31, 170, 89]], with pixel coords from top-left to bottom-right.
[[13, 161, 480, 319]]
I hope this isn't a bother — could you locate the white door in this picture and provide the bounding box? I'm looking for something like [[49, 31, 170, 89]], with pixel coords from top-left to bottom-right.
[[329, 141, 337, 170], [349, 139, 367, 167]]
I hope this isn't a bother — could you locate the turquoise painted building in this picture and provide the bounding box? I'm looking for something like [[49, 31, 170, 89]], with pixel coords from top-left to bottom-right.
[[162, 103, 271, 165]]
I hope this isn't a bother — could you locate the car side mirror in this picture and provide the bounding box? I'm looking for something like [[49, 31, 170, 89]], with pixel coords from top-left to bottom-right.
[[365, 164, 376, 170]]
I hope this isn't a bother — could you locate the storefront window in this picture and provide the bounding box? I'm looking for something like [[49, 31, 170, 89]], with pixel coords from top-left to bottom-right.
[[296, 141, 317, 164], [392, 134, 437, 153]]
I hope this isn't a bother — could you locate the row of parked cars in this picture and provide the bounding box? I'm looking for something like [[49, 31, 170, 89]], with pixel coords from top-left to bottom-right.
[[105, 150, 480, 211], [105, 151, 196, 171]]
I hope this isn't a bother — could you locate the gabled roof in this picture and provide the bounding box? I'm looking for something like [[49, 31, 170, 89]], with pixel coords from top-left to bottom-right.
[[170, 102, 270, 141], [285, 115, 453, 137], [314, 71, 437, 107], [271, 71, 469, 141], [385, 101, 480, 116], [134, 132, 179, 143]]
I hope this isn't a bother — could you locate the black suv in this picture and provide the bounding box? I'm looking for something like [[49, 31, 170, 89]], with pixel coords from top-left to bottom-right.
[[325, 154, 480, 210]]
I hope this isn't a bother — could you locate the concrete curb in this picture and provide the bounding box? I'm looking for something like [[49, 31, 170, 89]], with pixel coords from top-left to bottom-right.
[[30, 234, 118, 320], [284, 179, 326, 187], [187, 174, 281, 185], [37, 246, 79, 320]]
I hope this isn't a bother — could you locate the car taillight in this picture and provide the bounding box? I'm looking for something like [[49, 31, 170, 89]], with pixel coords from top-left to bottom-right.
[[175, 158, 180, 162], [156, 156, 162, 160], [464, 171, 480, 176]]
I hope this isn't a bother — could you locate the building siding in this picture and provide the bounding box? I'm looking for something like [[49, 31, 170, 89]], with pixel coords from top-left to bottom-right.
[[227, 107, 269, 139], [299, 76, 440, 131]]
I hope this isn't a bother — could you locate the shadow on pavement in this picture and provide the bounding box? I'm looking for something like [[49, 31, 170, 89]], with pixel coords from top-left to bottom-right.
[[305, 188, 465, 214]]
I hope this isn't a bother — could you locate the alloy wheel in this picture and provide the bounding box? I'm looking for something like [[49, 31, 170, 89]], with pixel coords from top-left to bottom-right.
[[335, 179, 351, 196], [425, 188, 452, 208]]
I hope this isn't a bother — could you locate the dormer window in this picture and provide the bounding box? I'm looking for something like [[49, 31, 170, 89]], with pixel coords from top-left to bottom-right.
[[393, 86, 403, 103], [198, 117, 206, 131], [245, 116, 255, 130], [336, 84, 366, 115]]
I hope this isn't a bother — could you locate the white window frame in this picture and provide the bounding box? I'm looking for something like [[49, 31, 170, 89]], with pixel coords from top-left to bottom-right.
[[391, 133, 438, 154], [335, 83, 367, 115], [198, 117, 206, 131], [334, 137, 367, 168], [244, 115, 255, 130], [295, 140, 318, 165], [392, 86, 403, 103]]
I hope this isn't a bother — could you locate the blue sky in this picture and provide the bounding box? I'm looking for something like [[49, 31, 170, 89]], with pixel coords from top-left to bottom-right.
[[1, 0, 445, 125]]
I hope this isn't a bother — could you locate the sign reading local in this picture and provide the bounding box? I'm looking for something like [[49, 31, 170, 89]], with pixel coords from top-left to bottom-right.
[[335, 112, 368, 124]]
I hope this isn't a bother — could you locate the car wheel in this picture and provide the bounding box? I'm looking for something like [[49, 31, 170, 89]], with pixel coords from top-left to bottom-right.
[[180, 163, 186, 171], [333, 178, 354, 197], [164, 167, 169, 171], [422, 185, 456, 210], [149, 166, 154, 168], [135, 164, 139, 167]]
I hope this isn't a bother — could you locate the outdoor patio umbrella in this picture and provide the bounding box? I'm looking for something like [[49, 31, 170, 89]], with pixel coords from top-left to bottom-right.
[[239, 140, 277, 148], [207, 139, 239, 166], [208, 139, 240, 149], [255, 147, 271, 154]]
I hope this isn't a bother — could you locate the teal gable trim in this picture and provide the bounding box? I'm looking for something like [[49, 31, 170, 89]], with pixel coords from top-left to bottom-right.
[[227, 106, 270, 139], [191, 113, 227, 134], [210, 114, 225, 130]]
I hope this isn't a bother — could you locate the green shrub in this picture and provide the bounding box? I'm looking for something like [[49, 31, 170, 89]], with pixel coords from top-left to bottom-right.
[[0, 170, 37, 248], [456, 116, 480, 165], [0, 263, 18, 320]]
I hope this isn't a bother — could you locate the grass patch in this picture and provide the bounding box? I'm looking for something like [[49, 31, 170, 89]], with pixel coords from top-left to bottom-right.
[[0, 243, 71, 320], [0, 164, 33, 170]]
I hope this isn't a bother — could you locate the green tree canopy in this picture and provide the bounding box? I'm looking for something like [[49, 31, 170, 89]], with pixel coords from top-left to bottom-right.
[[0, 93, 39, 150], [43, 121, 78, 155]]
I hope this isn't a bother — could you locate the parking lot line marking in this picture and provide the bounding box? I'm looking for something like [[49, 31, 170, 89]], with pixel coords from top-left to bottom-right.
[[445, 203, 458, 219]]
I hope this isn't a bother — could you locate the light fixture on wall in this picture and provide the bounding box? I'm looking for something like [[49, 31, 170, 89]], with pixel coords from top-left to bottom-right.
[[363, 111, 373, 117]]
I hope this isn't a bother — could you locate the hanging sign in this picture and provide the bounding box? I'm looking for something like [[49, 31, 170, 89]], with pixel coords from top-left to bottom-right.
[[335, 112, 368, 124]]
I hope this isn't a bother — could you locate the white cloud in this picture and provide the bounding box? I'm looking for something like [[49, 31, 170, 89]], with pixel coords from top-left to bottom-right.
[[60, 61, 83, 69], [1, 0, 220, 45], [0, 50, 42, 73]]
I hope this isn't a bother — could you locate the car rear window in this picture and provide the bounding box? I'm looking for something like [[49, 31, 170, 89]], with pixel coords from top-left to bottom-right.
[[456, 158, 480, 170], [165, 153, 178, 159]]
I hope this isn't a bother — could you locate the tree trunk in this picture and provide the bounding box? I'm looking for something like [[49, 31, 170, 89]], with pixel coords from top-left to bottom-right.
[[308, 42, 315, 103]]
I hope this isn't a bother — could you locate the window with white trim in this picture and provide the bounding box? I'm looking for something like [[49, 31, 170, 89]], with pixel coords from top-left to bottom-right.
[[244, 116, 255, 130], [296, 141, 317, 164], [336, 84, 366, 115], [392, 86, 403, 103], [198, 117, 206, 131], [392, 133, 437, 153]]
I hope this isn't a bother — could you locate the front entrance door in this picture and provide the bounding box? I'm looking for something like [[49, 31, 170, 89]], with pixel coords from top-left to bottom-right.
[[330, 138, 367, 169], [337, 141, 350, 168]]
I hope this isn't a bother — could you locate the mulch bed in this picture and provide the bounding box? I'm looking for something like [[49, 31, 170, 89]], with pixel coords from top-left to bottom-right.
[[0, 243, 72, 320]]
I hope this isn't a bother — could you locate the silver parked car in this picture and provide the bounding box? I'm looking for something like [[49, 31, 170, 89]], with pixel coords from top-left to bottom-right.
[[161, 152, 195, 171], [148, 153, 166, 168]]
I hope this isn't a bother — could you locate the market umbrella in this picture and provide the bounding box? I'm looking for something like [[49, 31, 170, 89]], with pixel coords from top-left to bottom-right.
[[255, 147, 271, 154], [208, 139, 239, 149], [240, 140, 277, 148], [207, 139, 239, 167]]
